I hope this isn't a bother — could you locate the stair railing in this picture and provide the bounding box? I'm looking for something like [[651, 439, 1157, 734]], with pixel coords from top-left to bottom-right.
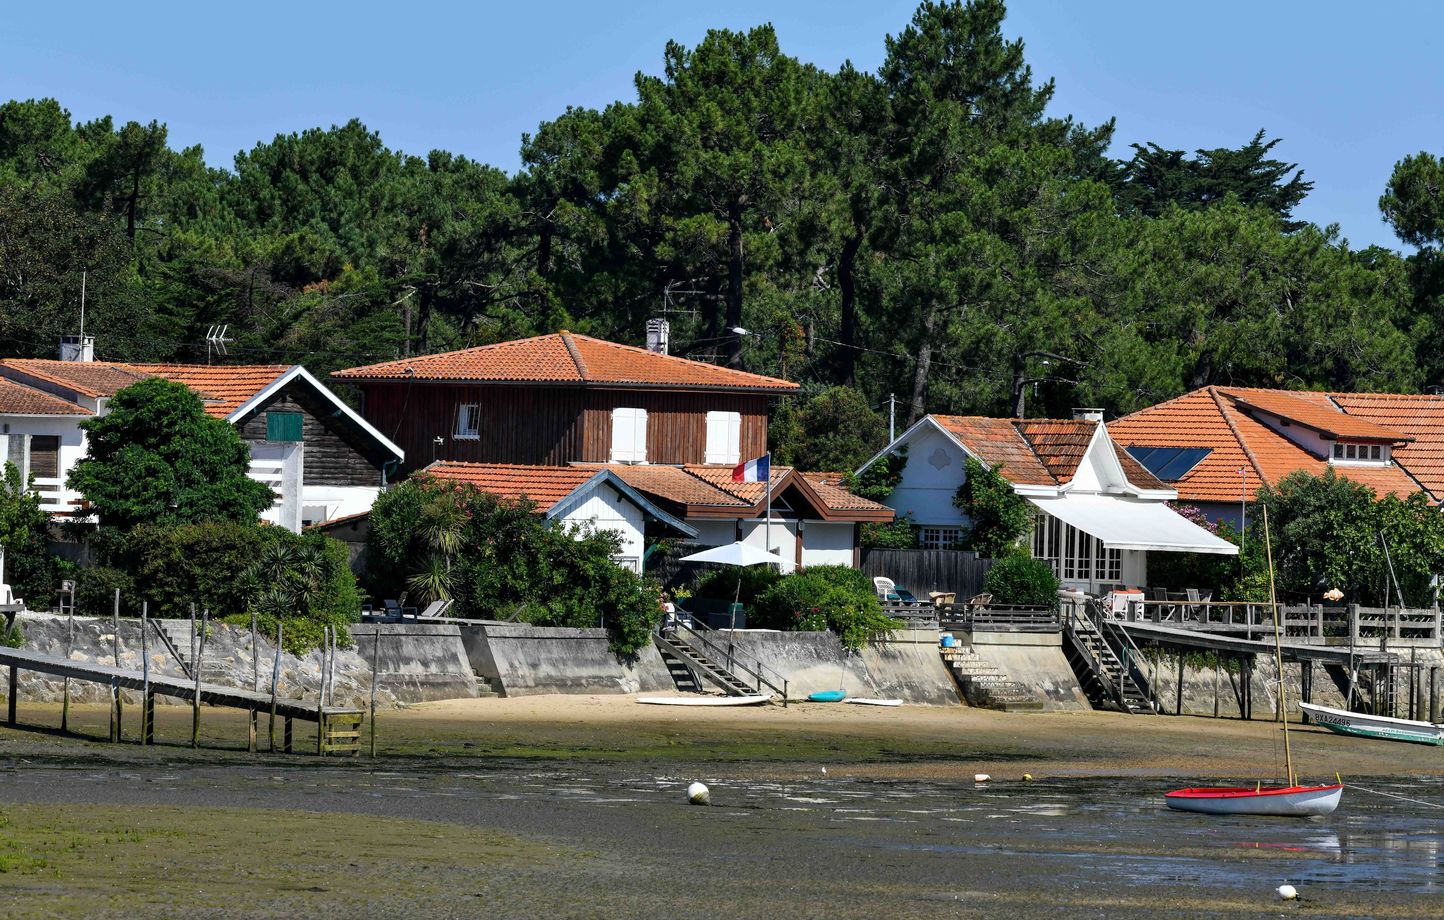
[[1088, 599, 1158, 713], [669, 618, 789, 705], [1062, 602, 1117, 705]]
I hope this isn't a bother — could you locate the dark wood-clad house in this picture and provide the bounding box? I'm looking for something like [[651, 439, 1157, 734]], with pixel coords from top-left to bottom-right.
[[330, 332, 799, 472], [0, 358, 403, 531]]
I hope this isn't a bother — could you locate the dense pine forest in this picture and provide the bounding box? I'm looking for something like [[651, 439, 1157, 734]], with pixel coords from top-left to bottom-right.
[[2, 0, 1442, 470]]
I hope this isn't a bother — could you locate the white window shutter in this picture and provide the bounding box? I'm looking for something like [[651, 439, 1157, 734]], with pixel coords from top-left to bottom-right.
[[612, 408, 647, 462], [705, 411, 741, 465], [633, 408, 648, 462]]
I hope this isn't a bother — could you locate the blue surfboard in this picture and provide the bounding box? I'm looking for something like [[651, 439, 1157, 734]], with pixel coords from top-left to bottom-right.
[[807, 689, 847, 703]]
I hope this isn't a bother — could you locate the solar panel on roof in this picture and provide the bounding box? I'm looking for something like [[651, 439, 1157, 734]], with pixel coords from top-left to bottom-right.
[[1125, 446, 1212, 482]]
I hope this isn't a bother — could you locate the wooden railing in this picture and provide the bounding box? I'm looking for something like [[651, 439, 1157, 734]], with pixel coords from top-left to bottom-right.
[[880, 602, 940, 629], [1116, 599, 1441, 643], [939, 603, 1061, 633]]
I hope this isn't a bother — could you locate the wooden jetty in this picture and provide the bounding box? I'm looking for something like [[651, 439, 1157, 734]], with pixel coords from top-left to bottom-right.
[[0, 645, 364, 756]]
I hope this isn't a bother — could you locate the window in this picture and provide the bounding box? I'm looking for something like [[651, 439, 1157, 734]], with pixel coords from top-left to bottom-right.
[[1033, 513, 1118, 584], [455, 404, 480, 439], [266, 411, 303, 443], [1370, 445, 1382, 460], [1333, 443, 1344, 459], [1331, 441, 1388, 464], [919, 527, 960, 549], [28, 436, 59, 479], [610, 407, 648, 462], [704, 411, 742, 465]]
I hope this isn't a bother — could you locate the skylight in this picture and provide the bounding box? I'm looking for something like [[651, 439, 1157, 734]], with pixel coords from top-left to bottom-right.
[[1125, 446, 1212, 482]]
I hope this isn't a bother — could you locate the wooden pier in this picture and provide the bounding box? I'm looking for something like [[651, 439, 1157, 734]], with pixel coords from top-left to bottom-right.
[[0, 645, 364, 755]]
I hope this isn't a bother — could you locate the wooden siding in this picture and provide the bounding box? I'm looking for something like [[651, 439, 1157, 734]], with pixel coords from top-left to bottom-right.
[[581, 390, 769, 465], [234, 384, 386, 487], [357, 382, 771, 472]]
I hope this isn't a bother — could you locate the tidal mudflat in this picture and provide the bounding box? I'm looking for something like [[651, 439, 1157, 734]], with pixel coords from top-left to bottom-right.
[[1, 699, 1442, 918]]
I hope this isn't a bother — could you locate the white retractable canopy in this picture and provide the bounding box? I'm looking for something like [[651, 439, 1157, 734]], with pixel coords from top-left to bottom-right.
[[1027, 494, 1238, 555]]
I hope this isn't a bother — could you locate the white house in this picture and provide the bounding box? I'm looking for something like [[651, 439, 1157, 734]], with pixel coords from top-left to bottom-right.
[[0, 354, 404, 532], [858, 409, 1236, 594]]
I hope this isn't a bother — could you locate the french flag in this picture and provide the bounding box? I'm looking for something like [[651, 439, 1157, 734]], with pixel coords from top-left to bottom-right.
[[732, 453, 770, 483]]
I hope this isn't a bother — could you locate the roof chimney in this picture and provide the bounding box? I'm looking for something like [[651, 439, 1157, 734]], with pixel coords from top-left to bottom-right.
[[645, 318, 670, 355], [1072, 407, 1104, 423], [58, 335, 94, 362]]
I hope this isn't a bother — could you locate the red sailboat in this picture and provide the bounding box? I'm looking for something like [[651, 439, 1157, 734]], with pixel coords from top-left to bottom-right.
[[1164, 506, 1343, 817]]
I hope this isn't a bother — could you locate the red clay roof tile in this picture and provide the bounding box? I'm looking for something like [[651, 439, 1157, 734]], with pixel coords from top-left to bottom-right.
[[1221, 388, 1409, 442], [0, 378, 92, 416], [0, 359, 289, 418], [421, 462, 597, 512], [330, 332, 799, 392]]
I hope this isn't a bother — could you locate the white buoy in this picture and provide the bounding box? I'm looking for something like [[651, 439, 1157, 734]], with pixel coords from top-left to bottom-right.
[[687, 781, 710, 806], [1277, 884, 1298, 901], [974, 773, 991, 783], [1022, 773, 1033, 782]]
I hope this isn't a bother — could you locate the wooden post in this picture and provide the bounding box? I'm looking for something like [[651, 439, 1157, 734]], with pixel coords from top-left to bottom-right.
[[189, 604, 197, 677], [61, 598, 74, 732], [1430, 667, 1440, 723], [317, 627, 329, 756], [370, 626, 380, 758], [249, 612, 259, 753], [268, 623, 282, 752], [140, 602, 151, 745], [112, 588, 122, 742], [1301, 659, 1313, 723], [283, 716, 293, 754], [1242, 657, 1251, 720], [1410, 647, 1418, 722], [1212, 650, 1220, 719], [1175, 650, 1184, 716], [7, 664, 16, 725], [110, 677, 121, 742], [191, 610, 207, 748]]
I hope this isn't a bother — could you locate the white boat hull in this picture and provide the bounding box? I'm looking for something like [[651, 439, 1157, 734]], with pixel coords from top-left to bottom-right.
[[845, 698, 903, 707], [1165, 784, 1343, 816], [1299, 701, 1444, 745], [636, 695, 770, 707]]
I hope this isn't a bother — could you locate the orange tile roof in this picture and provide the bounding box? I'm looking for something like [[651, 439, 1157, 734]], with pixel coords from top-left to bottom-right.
[[1328, 393, 1444, 498], [1110, 387, 1426, 502], [127, 364, 291, 418], [0, 378, 91, 416], [683, 463, 789, 503], [0, 359, 289, 418], [1221, 388, 1409, 442], [933, 416, 1056, 485], [799, 472, 895, 513], [330, 332, 799, 392], [0, 359, 149, 397], [421, 462, 597, 511], [1015, 419, 1095, 484], [608, 465, 746, 508]]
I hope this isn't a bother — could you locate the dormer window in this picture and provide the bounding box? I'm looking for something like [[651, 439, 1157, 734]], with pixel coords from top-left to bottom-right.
[[1332, 442, 1388, 464]]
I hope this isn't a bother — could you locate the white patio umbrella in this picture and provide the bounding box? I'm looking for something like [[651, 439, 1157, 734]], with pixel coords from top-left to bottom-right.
[[679, 541, 792, 629]]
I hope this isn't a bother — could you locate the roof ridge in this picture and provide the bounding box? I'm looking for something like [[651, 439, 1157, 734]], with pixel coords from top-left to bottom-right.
[[560, 331, 589, 381], [1208, 386, 1266, 488]]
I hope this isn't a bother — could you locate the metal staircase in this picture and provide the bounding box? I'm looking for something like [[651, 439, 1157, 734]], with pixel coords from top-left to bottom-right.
[[940, 645, 1043, 711], [654, 618, 789, 701], [1063, 602, 1156, 714]]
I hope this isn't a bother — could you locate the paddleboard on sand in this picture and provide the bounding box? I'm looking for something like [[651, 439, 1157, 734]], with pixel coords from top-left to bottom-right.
[[636, 695, 769, 706], [844, 698, 903, 707], [807, 690, 848, 703]]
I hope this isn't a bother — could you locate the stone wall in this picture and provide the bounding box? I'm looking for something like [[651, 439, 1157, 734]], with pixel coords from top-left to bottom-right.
[[461, 621, 673, 696], [7, 613, 477, 708], [714, 629, 962, 705], [966, 631, 1091, 711]]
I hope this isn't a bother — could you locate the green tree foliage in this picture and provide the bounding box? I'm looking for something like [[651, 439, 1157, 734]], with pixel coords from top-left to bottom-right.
[[771, 386, 886, 471], [68, 378, 275, 530], [1117, 130, 1313, 227], [953, 457, 1034, 558], [0, 461, 67, 606], [860, 517, 920, 549], [981, 554, 1060, 607], [1256, 469, 1444, 606], [844, 447, 907, 502], [751, 565, 901, 649], [366, 477, 662, 654], [1380, 151, 1444, 249]]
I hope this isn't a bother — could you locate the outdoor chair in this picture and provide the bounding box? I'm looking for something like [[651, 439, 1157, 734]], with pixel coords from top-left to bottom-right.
[[966, 593, 992, 610], [416, 599, 454, 619], [1149, 587, 1177, 621], [873, 577, 897, 601]]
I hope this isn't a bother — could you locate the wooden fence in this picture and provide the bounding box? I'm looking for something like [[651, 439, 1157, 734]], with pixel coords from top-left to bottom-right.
[[861, 549, 993, 601]]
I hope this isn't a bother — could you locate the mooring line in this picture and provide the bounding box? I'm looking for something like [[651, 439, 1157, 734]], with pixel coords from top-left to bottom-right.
[[1345, 783, 1444, 810]]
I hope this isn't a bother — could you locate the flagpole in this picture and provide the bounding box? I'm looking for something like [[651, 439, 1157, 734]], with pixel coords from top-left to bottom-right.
[[764, 451, 773, 563]]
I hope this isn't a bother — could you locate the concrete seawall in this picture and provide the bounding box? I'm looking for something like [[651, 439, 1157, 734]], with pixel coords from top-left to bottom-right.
[[350, 622, 477, 702], [462, 622, 673, 697], [716, 629, 962, 705], [964, 630, 1091, 711]]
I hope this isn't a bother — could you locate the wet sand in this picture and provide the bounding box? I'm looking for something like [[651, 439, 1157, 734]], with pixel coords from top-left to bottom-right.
[[1, 698, 1442, 918]]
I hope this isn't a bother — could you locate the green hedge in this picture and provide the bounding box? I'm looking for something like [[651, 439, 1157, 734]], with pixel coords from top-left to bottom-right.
[[752, 565, 901, 649], [981, 555, 1060, 608]]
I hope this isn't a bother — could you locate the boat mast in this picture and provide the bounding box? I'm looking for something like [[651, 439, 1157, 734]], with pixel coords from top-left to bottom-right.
[[1262, 504, 1295, 787]]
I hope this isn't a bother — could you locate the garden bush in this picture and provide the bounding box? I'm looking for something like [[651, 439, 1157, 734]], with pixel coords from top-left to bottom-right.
[[981, 554, 1060, 608], [752, 565, 901, 649], [688, 565, 781, 607]]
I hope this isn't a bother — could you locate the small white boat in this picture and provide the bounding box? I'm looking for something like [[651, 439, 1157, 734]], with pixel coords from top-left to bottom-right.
[[636, 695, 770, 706], [1300, 701, 1444, 746], [844, 698, 903, 707], [1165, 784, 1343, 816]]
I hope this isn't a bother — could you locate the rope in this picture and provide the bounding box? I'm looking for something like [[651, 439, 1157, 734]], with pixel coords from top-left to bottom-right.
[[1345, 783, 1444, 810]]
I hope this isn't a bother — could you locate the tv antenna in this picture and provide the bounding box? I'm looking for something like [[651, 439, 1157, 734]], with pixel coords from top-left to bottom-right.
[[204, 325, 233, 363]]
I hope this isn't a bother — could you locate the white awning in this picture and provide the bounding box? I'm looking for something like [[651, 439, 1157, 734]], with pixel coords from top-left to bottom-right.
[[1027, 494, 1238, 555]]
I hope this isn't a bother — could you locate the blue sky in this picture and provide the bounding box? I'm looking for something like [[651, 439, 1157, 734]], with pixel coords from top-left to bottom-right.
[[3, 1, 1439, 250]]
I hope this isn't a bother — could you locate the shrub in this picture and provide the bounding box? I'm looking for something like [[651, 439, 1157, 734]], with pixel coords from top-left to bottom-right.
[[954, 457, 1034, 558], [75, 566, 137, 617], [753, 565, 902, 649], [860, 516, 918, 549], [689, 565, 782, 607], [844, 447, 907, 502], [982, 555, 1060, 608]]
